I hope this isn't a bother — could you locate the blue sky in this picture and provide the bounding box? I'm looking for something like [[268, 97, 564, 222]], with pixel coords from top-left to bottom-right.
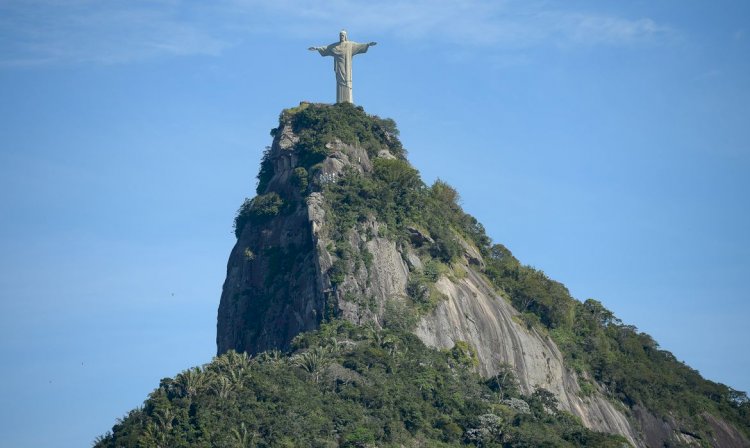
[[1, 1, 748, 446]]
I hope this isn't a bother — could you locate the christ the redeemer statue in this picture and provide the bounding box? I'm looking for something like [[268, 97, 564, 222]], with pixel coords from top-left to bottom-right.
[[309, 30, 377, 104]]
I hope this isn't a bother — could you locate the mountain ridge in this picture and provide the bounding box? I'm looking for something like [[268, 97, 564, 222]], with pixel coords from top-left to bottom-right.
[[98, 102, 750, 447]]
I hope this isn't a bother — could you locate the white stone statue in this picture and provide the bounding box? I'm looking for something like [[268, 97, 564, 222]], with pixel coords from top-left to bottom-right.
[[309, 30, 377, 104]]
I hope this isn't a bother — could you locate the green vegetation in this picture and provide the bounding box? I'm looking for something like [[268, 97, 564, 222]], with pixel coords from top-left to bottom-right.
[[258, 102, 405, 190], [275, 104, 750, 440], [256, 146, 275, 194], [292, 167, 309, 193], [405, 262, 449, 313], [164, 104, 748, 447], [251, 104, 474, 280], [289, 102, 405, 166], [480, 243, 750, 437], [233, 192, 284, 238], [301, 109, 475, 300], [255, 102, 404, 201], [406, 175, 750, 438], [322, 159, 422, 242], [95, 321, 628, 448], [325, 172, 476, 266], [449, 341, 479, 369], [320, 161, 471, 318]]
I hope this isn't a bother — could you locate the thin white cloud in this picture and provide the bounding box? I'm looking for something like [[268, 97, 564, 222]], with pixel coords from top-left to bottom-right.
[[0, 0, 228, 67], [557, 13, 670, 46], [230, 0, 675, 47], [0, 0, 675, 68]]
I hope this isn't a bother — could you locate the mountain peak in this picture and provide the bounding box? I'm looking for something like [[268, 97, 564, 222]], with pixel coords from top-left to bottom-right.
[[98, 104, 750, 447], [216, 104, 750, 446]]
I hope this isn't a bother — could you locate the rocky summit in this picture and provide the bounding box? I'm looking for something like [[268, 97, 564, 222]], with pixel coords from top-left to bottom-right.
[[97, 103, 750, 448]]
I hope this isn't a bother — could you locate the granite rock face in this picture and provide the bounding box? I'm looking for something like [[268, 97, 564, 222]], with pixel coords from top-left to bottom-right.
[[217, 105, 748, 447], [414, 268, 639, 445], [217, 107, 406, 354]]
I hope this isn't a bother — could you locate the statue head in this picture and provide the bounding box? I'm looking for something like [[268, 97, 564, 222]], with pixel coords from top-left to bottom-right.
[[339, 30, 348, 42]]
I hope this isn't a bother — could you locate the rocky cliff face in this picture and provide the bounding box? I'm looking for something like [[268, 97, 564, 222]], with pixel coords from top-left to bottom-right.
[[216, 106, 406, 355], [414, 269, 638, 444], [217, 103, 749, 447]]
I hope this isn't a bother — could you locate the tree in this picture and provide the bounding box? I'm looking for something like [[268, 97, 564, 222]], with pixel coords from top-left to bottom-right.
[[175, 367, 206, 398], [465, 414, 504, 446], [486, 364, 520, 399], [292, 347, 329, 383], [530, 387, 559, 417], [583, 298, 618, 327]]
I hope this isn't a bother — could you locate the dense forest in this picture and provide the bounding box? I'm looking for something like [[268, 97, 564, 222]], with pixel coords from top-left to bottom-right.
[[95, 321, 629, 447]]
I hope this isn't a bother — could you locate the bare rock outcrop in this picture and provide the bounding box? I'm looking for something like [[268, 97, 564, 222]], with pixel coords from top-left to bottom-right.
[[414, 267, 638, 445]]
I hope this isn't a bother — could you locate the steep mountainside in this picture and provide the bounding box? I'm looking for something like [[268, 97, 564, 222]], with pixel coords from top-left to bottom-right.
[[98, 103, 750, 447], [216, 103, 749, 446]]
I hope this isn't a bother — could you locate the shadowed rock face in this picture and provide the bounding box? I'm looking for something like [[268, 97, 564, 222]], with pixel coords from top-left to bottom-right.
[[217, 109, 407, 355], [216, 201, 322, 354], [217, 105, 749, 448]]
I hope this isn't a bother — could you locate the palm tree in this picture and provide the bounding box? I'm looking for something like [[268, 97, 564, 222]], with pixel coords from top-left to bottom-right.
[[256, 349, 284, 365], [92, 432, 111, 446], [141, 421, 168, 448], [381, 335, 399, 357], [230, 422, 259, 448], [213, 350, 252, 373], [208, 350, 254, 393], [211, 375, 234, 399], [175, 367, 206, 398], [153, 407, 174, 432], [292, 347, 329, 383]]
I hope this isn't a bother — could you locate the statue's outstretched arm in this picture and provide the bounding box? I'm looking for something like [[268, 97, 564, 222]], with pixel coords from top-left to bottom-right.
[[351, 41, 376, 56], [308, 46, 329, 56]]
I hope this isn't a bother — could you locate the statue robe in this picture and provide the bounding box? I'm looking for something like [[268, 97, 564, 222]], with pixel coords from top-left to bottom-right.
[[315, 41, 371, 103]]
